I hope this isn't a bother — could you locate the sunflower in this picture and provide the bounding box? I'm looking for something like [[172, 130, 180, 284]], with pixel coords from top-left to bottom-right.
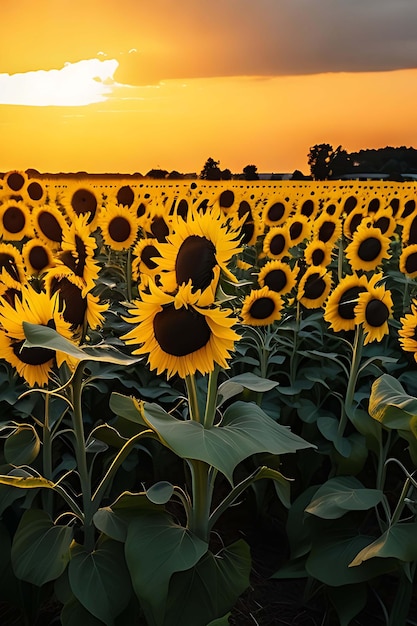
[[342, 207, 367, 240], [240, 286, 283, 326], [297, 266, 332, 309], [31, 203, 68, 250], [3, 170, 28, 194], [57, 214, 100, 292], [371, 207, 397, 239], [98, 203, 139, 251], [312, 211, 342, 246], [341, 194, 359, 216], [257, 259, 299, 295], [324, 273, 369, 333], [234, 200, 263, 246], [26, 179, 47, 205], [262, 225, 291, 260], [398, 300, 417, 360], [121, 280, 239, 378], [22, 239, 55, 277], [399, 244, 417, 278], [400, 213, 417, 246], [298, 196, 318, 220], [132, 237, 162, 283], [0, 285, 74, 387], [61, 183, 101, 229], [156, 207, 242, 294], [345, 222, 391, 272], [0, 199, 32, 241], [287, 213, 311, 246], [262, 198, 293, 227], [44, 266, 108, 337], [115, 184, 136, 208], [0, 243, 26, 290], [354, 273, 393, 344], [303, 239, 333, 268]]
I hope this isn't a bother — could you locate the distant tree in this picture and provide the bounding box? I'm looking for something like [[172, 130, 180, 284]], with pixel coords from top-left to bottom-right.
[[291, 169, 310, 180], [307, 143, 335, 180], [146, 168, 168, 179], [167, 170, 184, 179], [221, 168, 232, 180], [200, 158, 222, 180], [242, 164, 259, 180]]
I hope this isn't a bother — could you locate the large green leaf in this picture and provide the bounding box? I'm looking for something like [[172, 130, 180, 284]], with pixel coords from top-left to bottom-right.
[[69, 539, 132, 625], [327, 583, 367, 626], [125, 511, 208, 626], [350, 522, 417, 566], [368, 374, 417, 430], [163, 540, 251, 626], [306, 527, 398, 586], [217, 373, 278, 405], [11, 509, 73, 586], [4, 425, 40, 465], [23, 322, 140, 366], [93, 492, 161, 542], [112, 396, 313, 483], [305, 476, 384, 519], [61, 596, 105, 626]]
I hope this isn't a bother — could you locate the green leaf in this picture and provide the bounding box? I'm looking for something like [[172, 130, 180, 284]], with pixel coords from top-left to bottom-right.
[[218, 373, 278, 405], [4, 425, 40, 465], [349, 522, 417, 566], [69, 539, 132, 625], [11, 509, 73, 586], [146, 481, 174, 505], [127, 400, 313, 484], [317, 416, 352, 457], [0, 474, 55, 489], [305, 477, 384, 519], [109, 393, 148, 427], [368, 374, 417, 430], [125, 511, 208, 625], [164, 540, 251, 626], [93, 493, 162, 542], [61, 595, 105, 626], [23, 322, 140, 366], [327, 583, 367, 626]]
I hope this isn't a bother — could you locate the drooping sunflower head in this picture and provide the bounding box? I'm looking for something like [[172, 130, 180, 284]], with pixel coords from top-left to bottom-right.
[[0, 243, 26, 290], [0, 199, 32, 241], [297, 266, 332, 310], [398, 301, 417, 361], [324, 273, 369, 333], [98, 203, 139, 251], [354, 273, 393, 344], [257, 259, 299, 296], [22, 239, 55, 277], [31, 203, 68, 250], [345, 222, 391, 272], [132, 237, 162, 283], [57, 214, 100, 290], [121, 280, 239, 378], [240, 286, 283, 326], [0, 285, 74, 387]]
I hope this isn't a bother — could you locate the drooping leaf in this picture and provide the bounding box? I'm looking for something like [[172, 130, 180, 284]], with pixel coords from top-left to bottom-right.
[[369, 374, 417, 430], [4, 425, 40, 465], [11, 509, 73, 586], [93, 492, 161, 542], [217, 373, 278, 406], [125, 511, 208, 626], [68, 539, 132, 625], [146, 481, 174, 505], [349, 522, 417, 566], [305, 476, 384, 519]]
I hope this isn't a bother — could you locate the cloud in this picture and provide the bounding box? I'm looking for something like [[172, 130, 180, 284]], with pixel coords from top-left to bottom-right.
[[0, 59, 119, 106]]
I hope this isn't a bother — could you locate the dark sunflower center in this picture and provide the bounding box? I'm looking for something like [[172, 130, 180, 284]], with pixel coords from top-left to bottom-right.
[[219, 190, 234, 209], [249, 297, 275, 319], [319, 221, 336, 243], [338, 286, 366, 319], [50, 278, 86, 328], [150, 216, 169, 242], [0, 253, 20, 281], [368, 198, 380, 213], [267, 202, 285, 222], [289, 221, 303, 240], [348, 214, 363, 237], [358, 237, 382, 262], [374, 216, 390, 235], [6, 172, 25, 192], [153, 304, 211, 356], [344, 196, 358, 214], [108, 216, 132, 242], [407, 217, 417, 244], [176, 199, 189, 219], [136, 202, 147, 219], [301, 199, 315, 217], [141, 244, 160, 270], [27, 181, 44, 201], [117, 185, 134, 207], [176, 235, 216, 291], [264, 269, 287, 292], [269, 233, 286, 256], [38, 211, 63, 243], [241, 217, 255, 245], [365, 299, 389, 327], [403, 200, 416, 219], [405, 252, 417, 275], [71, 189, 97, 223], [304, 273, 326, 300], [3, 207, 25, 233], [311, 248, 325, 265], [29, 246, 49, 271]]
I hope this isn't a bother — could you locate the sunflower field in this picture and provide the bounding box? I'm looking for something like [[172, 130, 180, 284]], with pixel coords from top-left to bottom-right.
[[0, 170, 417, 626]]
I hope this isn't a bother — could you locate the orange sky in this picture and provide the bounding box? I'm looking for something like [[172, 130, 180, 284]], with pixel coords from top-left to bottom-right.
[[1, 1, 417, 175]]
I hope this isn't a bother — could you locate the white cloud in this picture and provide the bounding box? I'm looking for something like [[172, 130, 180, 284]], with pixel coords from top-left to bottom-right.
[[0, 58, 119, 106]]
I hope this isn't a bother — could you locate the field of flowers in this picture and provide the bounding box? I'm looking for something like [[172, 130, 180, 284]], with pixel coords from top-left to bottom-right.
[[0, 170, 417, 625]]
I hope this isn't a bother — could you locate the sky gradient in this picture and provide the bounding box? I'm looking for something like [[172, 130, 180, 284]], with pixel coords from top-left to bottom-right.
[[1, 0, 417, 175]]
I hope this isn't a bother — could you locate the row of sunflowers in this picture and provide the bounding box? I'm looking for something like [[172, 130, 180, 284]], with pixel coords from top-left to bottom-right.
[[1, 169, 417, 625]]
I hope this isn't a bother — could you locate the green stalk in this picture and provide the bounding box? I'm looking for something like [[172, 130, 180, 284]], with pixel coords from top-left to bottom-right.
[[126, 247, 133, 302], [70, 362, 95, 551], [185, 373, 201, 423], [339, 323, 363, 436], [290, 299, 301, 386], [203, 366, 220, 429], [42, 393, 53, 517], [188, 459, 211, 542]]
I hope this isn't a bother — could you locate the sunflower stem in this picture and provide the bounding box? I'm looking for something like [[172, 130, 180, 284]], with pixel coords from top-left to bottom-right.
[[126, 247, 133, 302], [340, 323, 363, 437], [41, 393, 54, 517], [185, 373, 201, 423], [70, 362, 95, 552], [188, 459, 211, 543], [203, 366, 220, 428], [290, 299, 301, 386]]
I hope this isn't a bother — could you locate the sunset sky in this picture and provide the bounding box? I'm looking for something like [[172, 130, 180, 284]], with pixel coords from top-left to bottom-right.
[[1, 0, 417, 175]]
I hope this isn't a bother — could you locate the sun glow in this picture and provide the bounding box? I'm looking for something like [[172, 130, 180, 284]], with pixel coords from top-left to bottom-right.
[[0, 58, 119, 107]]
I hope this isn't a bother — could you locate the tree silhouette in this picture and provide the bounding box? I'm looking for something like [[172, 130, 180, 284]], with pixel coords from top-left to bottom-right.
[[200, 158, 222, 180], [307, 144, 352, 180], [242, 164, 259, 180]]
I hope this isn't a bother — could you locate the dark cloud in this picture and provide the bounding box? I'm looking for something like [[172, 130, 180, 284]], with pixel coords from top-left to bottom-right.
[[3, 0, 417, 83]]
